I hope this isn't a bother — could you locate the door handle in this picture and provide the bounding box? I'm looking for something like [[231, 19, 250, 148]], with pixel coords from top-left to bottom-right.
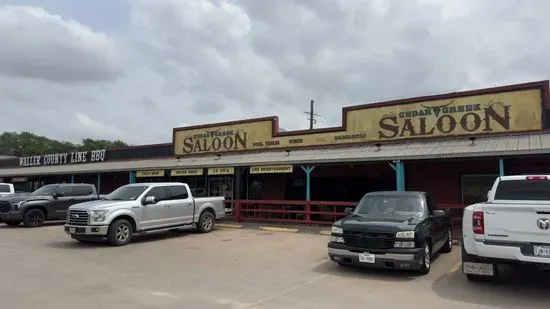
[[164, 205, 172, 208]]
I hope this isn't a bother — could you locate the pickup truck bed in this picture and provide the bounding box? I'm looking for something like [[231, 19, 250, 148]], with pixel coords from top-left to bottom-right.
[[462, 175, 550, 281]]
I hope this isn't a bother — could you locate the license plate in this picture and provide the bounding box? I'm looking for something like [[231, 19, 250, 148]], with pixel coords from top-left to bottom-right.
[[462, 262, 494, 276], [359, 252, 375, 263], [534, 245, 550, 257], [69, 227, 76, 234]]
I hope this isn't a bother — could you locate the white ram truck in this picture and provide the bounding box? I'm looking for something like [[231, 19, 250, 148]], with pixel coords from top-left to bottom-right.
[[462, 175, 550, 281]]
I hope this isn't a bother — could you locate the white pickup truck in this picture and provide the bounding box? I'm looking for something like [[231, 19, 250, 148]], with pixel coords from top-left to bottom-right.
[[0, 183, 15, 197], [462, 175, 550, 282]]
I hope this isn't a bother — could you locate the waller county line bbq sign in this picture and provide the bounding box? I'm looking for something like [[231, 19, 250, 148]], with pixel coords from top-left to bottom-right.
[[19, 149, 107, 167]]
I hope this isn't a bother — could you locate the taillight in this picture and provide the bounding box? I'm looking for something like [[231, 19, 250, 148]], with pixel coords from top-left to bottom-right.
[[473, 211, 484, 235], [526, 176, 548, 180]]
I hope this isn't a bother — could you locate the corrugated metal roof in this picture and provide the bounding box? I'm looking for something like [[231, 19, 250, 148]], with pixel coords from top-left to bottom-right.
[[2, 132, 550, 177]]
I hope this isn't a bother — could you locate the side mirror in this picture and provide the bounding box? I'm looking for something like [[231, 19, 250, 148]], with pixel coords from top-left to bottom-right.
[[143, 196, 156, 205], [52, 192, 60, 199], [344, 207, 353, 215], [432, 209, 446, 218]]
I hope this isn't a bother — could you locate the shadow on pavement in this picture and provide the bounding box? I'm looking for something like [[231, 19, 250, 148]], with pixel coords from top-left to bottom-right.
[[0, 221, 65, 229], [311, 259, 435, 282], [432, 264, 550, 308], [45, 229, 202, 249]]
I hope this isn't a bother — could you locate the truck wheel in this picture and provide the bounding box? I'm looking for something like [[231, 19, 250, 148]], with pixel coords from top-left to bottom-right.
[[23, 209, 45, 227], [107, 219, 133, 246], [196, 210, 215, 233], [419, 241, 431, 275], [4, 220, 21, 227], [440, 227, 453, 253]]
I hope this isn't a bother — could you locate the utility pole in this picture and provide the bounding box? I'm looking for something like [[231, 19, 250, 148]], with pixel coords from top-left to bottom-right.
[[304, 99, 321, 130], [309, 99, 314, 130]]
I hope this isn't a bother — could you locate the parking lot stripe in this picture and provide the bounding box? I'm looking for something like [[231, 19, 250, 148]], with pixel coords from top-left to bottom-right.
[[216, 223, 243, 229], [259, 226, 299, 233], [319, 231, 331, 236], [448, 261, 462, 274]]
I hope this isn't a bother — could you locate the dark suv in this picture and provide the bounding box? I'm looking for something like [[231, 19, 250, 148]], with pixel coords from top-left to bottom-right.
[[0, 183, 99, 227]]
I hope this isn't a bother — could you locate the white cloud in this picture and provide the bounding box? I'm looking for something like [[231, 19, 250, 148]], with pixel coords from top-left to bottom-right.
[[0, 0, 550, 146], [71, 113, 125, 140], [0, 6, 123, 83]]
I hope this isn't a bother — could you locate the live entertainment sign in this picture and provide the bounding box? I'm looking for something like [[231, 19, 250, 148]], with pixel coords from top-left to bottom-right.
[[19, 149, 106, 167]]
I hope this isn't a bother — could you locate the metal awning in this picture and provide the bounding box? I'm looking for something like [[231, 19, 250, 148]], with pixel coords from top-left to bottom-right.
[[2, 131, 550, 177]]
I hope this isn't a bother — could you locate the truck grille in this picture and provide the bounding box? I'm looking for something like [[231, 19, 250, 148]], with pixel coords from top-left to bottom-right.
[[67, 210, 89, 225], [343, 231, 395, 249], [0, 201, 11, 213]]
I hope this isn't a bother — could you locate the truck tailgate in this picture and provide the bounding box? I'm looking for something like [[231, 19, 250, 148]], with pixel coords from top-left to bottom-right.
[[483, 202, 550, 245]]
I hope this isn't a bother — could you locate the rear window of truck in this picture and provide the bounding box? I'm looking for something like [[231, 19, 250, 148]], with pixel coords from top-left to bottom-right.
[[0, 184, 10, 193], [494, 179, 550, 200]]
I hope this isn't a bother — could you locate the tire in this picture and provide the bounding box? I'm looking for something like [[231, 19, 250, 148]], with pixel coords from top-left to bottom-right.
[[4, 220, 21, 227], [440, 227, 453, 253], [196, 210, 215, 233], [107, 219, 133, 246], [418, 241, 431, 275], [23, 209, 45, 227]]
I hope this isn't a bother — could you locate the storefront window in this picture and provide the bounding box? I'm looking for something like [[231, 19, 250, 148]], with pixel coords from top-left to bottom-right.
[[461, 174, 498, 205], [208, 176, 234, 200]]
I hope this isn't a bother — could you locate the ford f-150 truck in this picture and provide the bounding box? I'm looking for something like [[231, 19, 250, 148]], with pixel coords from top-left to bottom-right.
[[64, 182, 226, 246], [0, 183, 99, 227], [462, 175, 550, 282], [328, 191, 453, 274]]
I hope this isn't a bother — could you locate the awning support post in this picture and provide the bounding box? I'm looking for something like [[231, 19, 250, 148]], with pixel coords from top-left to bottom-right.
[[70, 175, 74, 184], [129, 171, 136, 184], [389, 161, 405, 191], [300, 165, 316, 201], [499, 158, 505, 177], [97, 173, 101, 194]]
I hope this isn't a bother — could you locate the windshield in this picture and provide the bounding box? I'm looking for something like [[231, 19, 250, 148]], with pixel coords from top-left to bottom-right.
[[30, 185, 59, 196], [354, 195, 425, 218], [104, 185, 149, 201]]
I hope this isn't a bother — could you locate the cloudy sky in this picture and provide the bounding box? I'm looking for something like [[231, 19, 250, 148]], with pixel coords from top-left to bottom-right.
[[0, 0, 548, 145]]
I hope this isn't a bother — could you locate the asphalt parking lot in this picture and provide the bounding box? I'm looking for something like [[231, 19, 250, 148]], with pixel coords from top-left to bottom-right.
[[0, 223, 548, 309]]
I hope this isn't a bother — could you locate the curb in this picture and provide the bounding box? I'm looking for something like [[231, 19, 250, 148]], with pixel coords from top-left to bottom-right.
[[259, 226, 299, 233], [217, 223, 244, 229]]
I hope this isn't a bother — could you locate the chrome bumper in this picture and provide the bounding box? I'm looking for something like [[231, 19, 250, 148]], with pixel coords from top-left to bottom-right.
[[328, 248, 418, 261], [64, 224, 109, 236]]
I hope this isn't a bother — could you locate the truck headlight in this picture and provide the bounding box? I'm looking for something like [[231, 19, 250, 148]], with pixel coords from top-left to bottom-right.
[[395, 231, 415, 239], [89, 210, 110, 222], [330, 236, 345, 243], [12, 202, 24, 211], [331, 225, 343, 234]]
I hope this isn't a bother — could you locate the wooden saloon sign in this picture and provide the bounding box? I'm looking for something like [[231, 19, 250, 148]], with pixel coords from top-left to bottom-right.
[[173, 82, 546, 156]]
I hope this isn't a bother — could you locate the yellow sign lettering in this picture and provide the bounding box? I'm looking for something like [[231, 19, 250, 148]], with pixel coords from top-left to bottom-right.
[[250, 165, 293, 174]]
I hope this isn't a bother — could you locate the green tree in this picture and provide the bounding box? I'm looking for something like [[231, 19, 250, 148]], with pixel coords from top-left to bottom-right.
[[0, 132, 129, 157]]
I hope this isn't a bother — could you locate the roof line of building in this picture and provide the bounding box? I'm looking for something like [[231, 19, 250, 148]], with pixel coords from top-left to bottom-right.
[[2, 131, 550, 177]]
